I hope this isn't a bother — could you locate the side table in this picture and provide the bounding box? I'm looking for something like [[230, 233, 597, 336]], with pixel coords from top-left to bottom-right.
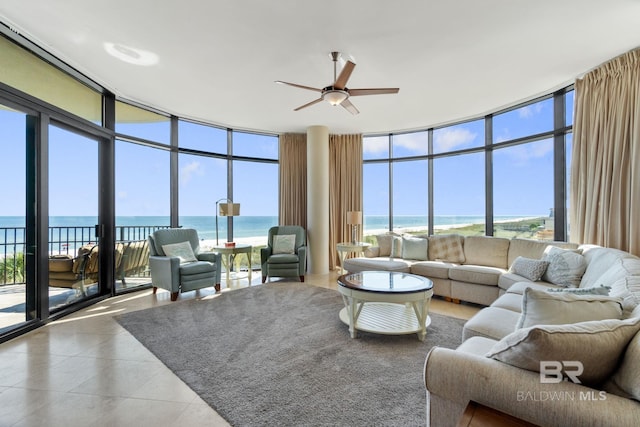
[[336, 242, 371, 274], [212, 244, 253, 284]]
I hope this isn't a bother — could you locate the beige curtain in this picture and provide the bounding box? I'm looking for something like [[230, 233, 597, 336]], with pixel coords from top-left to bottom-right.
[[329, 134, 363, 270], [570, 48, 640, 256], [279, 133, 307, 229]]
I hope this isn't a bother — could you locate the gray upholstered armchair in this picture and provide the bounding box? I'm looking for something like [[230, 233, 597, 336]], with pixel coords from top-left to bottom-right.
[[148, 228, 222, 301], [261, 225, 307, 283]]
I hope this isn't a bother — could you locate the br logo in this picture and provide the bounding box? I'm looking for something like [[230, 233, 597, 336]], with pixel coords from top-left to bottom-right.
[[540, 361, 584, 384]]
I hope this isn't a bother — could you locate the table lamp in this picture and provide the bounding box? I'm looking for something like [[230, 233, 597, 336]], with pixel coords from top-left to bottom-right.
[[216, 198, 240, 245], [346, 211, 362, 244]]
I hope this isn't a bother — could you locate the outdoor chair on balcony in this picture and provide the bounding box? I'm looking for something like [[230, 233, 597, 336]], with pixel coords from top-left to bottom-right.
[[260, 225, 307, 283], [148, 228, 222, 301]]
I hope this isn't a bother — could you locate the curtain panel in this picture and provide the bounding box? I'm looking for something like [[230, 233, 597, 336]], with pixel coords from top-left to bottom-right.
[[329, 134, 363, 270], [279, 133, 307, 229], [570, 48, 640, 256]]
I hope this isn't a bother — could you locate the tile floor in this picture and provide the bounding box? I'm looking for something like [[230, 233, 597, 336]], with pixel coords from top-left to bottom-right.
[[0, 270, 480, 427]]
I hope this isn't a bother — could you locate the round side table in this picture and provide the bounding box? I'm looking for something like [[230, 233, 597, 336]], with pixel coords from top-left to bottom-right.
[[336, 242, 371, 274]]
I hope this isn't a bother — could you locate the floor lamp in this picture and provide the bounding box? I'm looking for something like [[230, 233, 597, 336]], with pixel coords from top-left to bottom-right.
[[346, 211, 362, 244], [215, 198, 240, 245]]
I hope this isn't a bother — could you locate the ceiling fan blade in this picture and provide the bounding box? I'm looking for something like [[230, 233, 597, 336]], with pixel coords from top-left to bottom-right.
[[334, 61, 355, 90], [341, 98, 359, 115], [349, 88, 400, 96], [294, 98, 323, 111], [275, 81, 322, 93]]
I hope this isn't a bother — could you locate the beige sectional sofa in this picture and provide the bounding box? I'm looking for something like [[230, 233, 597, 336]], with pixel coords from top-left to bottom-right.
[[424, 243, 640, 427], [343, 234, 577, 306]]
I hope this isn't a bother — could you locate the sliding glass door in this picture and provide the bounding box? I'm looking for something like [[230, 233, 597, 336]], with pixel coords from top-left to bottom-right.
[[48, 125, 100, 311], [0, 105, 33, 334]]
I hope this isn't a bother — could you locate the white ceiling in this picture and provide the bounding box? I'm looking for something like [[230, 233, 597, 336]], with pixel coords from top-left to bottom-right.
[[1, 0, 640, 135]]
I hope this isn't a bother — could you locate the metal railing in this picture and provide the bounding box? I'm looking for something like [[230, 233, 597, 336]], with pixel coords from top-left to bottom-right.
[[0, 225, 169, 286]]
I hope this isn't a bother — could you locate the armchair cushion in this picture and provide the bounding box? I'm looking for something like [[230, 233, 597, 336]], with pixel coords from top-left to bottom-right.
[[162, 241, 197, 263]]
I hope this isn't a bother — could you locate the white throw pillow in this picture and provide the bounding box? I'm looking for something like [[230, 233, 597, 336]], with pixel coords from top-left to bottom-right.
[[376, 233, 402, 257], [509, 256, 549, 281], [272, 234, 296, 254], [486, 317, 640, 386], [542, 246, 587, 287], [516, 287, 623, 329], [162, 241, 197, 263], [401, 236, 428, 260]]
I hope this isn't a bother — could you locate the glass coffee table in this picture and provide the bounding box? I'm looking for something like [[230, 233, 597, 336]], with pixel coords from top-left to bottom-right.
[[337, 271, 434, 341]]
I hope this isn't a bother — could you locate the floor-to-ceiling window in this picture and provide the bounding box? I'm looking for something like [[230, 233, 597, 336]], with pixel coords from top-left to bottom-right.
[[363, 91, 573, 240], [0, 106, 31, 333]]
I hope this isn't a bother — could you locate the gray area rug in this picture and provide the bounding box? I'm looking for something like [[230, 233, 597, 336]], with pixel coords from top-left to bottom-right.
[[115, 283, 465, 427]]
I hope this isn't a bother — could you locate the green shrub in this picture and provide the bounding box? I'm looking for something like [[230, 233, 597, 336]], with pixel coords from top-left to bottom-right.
[[0, 252, 25, 284]]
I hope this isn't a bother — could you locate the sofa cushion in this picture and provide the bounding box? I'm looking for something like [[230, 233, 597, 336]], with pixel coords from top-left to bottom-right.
[[585, 256, 640, 291], [498, 273, 530, 291], [490, 293, 524, 312], [610, 276, 640, 318], [410, 261, 455, 279], [516, 288, 623, 329], [579, 246, 638, 288], [486, 317, 640, 386], [448, 265, 505, 286], [509, 256, 549, 281], [503, 281, 561, 295], [463, 236, 510, 268], [428, 234, 465, 263], [343, 257, 411, 273], [542, 246, 587, 287], [462, 307, 522, 341], [401, 235, 428, 260], [605, 331, 640, 400], [456, 336, 498, 356], [507, 238, 578, 268]]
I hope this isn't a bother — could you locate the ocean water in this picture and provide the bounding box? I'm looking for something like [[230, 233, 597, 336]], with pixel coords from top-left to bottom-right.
[[0, 214, 537, 246]]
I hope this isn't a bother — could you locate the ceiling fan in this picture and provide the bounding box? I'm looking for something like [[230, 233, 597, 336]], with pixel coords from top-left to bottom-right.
[[275, 52, 399, 115]]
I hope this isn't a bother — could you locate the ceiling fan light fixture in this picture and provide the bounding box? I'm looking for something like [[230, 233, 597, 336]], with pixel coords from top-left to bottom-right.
[[322, 89, 348, 106]]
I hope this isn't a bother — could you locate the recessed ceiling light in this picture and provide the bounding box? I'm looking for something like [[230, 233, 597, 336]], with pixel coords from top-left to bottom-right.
[[104, 42, 158, 66]]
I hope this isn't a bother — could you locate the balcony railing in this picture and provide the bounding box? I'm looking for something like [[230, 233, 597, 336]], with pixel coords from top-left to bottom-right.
[[0, 225, 169, 286]]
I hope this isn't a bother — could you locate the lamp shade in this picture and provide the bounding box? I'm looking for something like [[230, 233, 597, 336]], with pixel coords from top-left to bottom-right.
[[346, 211, 362, 225], [220, 203, 240, 216]]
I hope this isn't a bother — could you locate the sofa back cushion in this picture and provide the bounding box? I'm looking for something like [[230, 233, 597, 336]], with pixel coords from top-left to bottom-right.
[[579, 247, 640, 289], [428, 234, 465, 263], [604, 331, 640, 400], [610, 276, 640, 318], [463, 236, 510, 268], [507, 238, 578, 267]]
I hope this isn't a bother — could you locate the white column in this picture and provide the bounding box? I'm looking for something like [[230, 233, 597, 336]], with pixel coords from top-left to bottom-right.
[[306, 125, 329, 274]]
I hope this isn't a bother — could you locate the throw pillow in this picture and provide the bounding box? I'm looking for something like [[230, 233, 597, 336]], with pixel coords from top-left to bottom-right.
[[605, 331, 640, 400], [486, 317, 640, 386], [509, 256, 549, 281], [428, 234, 465, 263], [162, 241, 197, 263], [516, 287, 623, 329], [272, 234, 296, 254], [401, 236, 428, 260], [547, 284, 611, 296], [609, 276, 640, 318], [376, 233, 402, 257], [542, 246, 587, 287]]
